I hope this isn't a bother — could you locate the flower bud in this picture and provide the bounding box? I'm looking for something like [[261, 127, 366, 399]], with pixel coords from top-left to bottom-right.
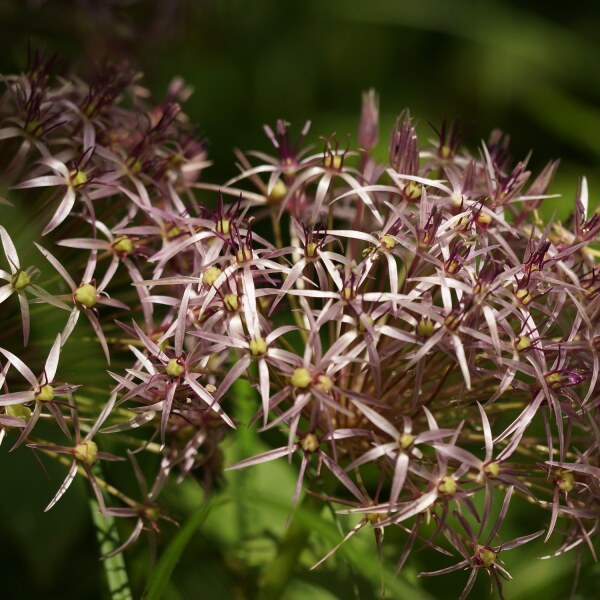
[[358, 89, 379, 151]]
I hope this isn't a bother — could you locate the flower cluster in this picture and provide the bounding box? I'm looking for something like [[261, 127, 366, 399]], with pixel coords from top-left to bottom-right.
[[1, 54, 599, 597]]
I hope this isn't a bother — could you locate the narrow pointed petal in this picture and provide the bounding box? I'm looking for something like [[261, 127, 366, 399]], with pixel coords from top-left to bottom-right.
[[44, 334, 62, 382], [45, 461, 79, 511], [0, 347, 38, 387], [43, 187, 76, 236]]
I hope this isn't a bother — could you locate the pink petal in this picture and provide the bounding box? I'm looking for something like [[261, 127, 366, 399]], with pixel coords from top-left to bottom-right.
[[0, 347, 38, 387], [0, 225, 20, 271], [45, 461, 79, 511], [44, 333, 62, 382]]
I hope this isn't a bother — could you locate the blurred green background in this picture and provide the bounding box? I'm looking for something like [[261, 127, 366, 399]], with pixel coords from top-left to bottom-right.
[[1, 1, 599, 598]]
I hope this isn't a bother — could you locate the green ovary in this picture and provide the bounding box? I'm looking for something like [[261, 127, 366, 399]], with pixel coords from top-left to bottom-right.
[[36, 384, 55, 402], [12, 271, 31, 291], [291, 367, 312, 389], [166, 358, 185, 378], [74, 440, 99, 467], [74, 283, 97, 308]]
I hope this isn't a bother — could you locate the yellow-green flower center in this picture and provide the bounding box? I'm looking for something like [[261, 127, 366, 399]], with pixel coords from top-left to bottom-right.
[[314, 374, 333, 393], [416, 317, 435, 338], [144, 506, 159, 522], [203, 266, 222, 287], [291, 367, 312, 389], [484, 462, 500, 478], [69, 169, 88, 188], [367, 512, 383, 525], [513, 335, 532, 352], [403, 181, 422, 202], [249, 337, 268, 357], [324, 154, 342, 170], [557, 470, 575, 492], [306, 242, 318, 259], [545, 372, 563, 390], [166, 358, 185, 378], [444, 314, 460, 331], [399, 433, 415, 450], [12, 270, 31, 291], [223, 293, 239, 312], [36, 384, 55, 402], [515, 288, 534, 306], [74, 440, 99, 467], [216, 219, 230, 236], [380, 234, 396, 250], [479, 547, 496, 567], [166, 224, 181, 239], [112, 236, 133, 254], [476, 211, 493, 226], [438, 476, 457, 495], [25, 120, 40, 136], [74, 283, 97, 308], [300, 433, 319, 453], [446, 259, 460, 275], [236, 245, 253, 263], [126, 156, 143, 175], [268, 180, 287, 204]]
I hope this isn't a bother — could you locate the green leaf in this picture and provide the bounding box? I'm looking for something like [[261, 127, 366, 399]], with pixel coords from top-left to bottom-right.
[[90, 498, 133, 600], [142, 499, 214, 600]]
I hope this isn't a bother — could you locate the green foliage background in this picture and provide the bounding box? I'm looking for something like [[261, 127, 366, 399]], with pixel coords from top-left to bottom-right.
[[0, 1, 599, 598]]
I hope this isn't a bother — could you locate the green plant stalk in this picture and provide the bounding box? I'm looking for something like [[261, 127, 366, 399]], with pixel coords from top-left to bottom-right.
[[258, 491, 324, 600], [142, 498, 214, 600], [90, 496, 133, 600]]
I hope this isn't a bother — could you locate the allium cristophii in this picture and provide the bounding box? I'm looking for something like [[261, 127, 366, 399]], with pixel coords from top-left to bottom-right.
[[1, 53, 599, 598]]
